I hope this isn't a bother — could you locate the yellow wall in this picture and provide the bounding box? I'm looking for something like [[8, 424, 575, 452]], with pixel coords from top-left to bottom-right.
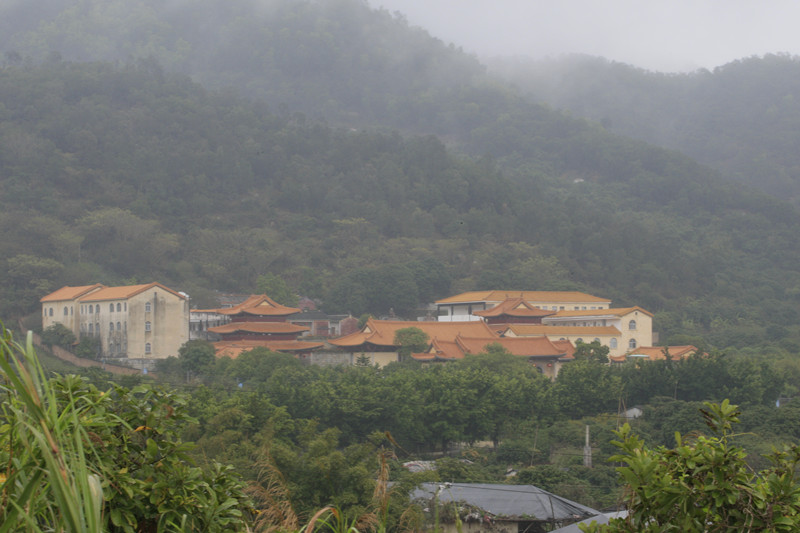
[[354, 351, 399, 367], [127, 290, 188, 359], [42, 301, 78, 332]]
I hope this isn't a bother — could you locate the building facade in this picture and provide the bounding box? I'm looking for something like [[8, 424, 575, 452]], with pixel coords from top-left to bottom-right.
[[41, 282, 189, 366], [435, 291, 612, 322]]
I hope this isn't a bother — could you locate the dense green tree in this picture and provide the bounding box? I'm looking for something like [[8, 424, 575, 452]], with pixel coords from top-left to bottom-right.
[[74, 335, 101, 359], [40, 323, 77, 348], [587, 401, 800, 532], [178, 340, 217, 374], [573, 340, 610, 364], [256, 272, 298, 307], [0, 329, 252, 531], [393, 327, 429, 360]]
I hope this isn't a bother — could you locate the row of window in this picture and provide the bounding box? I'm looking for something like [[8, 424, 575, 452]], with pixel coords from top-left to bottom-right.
[[105, 342, 152, 355], [557, 319, 637, 330], [80, 321, 151, 333], [46, 302, 149, 317], [557, 337, 637, 350]]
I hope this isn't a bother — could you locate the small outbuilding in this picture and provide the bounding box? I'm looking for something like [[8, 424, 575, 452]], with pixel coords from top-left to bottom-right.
[[411, 482, 600, 533]]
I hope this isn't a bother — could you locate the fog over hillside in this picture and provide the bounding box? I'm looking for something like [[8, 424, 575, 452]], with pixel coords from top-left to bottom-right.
[[370, 0, 800, 72]]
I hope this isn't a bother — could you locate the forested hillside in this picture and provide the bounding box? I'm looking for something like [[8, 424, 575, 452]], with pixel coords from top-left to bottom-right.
[[491, 53, 800, 203], [2, 0, 800, 352]]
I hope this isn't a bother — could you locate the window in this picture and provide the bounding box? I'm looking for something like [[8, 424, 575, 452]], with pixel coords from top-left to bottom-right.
[[145, 321, 151, 332], [576, 338, 583, 343], [109, 303, 114, 313], [88, 323, 93, 333], [593, 338, 600, 343], [145, 343, 151, 354], [628, 320, 637, 330], [88, 305, 93, 314], [145, 302, 151, 313], [70, 307, 73, 315], [124, 303, 127, 311], [95, 323, 99, 335], [629, 339, 637, 349], [610, 338, 618, 349], [116, 303, 121, 312], [49, 308, 53, 317], [63, 307, 68, 316], [117, 322, 121, 331], [109, 322, 114, 332], [95, 304, 100, 314]]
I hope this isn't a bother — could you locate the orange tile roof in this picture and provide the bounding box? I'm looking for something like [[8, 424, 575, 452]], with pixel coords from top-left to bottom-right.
[[208, 322, 309, 334], [412, 335, 572, 361], [40, 284, 104, 302], [505, 325, 621, 337], [551, 339, 576, 360], [473, 298, 554, 318], [422, 339, 467, 360], [79, 282, 185, 302], [436, 290, 610, 305], [456, 336, 570, 358], [329, 318, 498, 348], [216, 295, 300, 316], [548, 306, 653, 318], [213, 339, 324, 358], [610, 345, 699, 363]]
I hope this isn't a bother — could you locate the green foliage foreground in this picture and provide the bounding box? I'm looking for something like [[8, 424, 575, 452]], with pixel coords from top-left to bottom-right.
[[0, 326, 252, 532], [585, 400, 800, 532]]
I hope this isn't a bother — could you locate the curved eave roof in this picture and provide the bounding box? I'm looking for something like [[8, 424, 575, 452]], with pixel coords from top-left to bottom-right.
[[208, 322, 309, 334], [458, 336, 568, 358], [217, 295, 301, 316], [473, 298, 554, 318], [329, 318, 498, 348], [213, 340, 323, 358]]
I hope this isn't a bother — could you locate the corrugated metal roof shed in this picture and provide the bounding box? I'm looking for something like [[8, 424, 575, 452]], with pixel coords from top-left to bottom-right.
[[411, 482, 600, 522]]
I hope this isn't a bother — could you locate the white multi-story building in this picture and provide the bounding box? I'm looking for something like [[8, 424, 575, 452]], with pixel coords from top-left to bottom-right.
[[40, 282, 189, 365]]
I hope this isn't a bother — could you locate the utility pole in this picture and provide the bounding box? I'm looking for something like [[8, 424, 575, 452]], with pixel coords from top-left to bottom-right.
[[583, 425, 592, 468]]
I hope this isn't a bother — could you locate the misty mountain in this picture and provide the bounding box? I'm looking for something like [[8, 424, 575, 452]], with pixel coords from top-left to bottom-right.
[[1, 0, 800, 351], [490, 53, 800, 203]]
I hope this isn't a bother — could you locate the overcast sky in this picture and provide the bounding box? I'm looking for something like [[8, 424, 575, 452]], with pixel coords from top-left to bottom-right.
[[369, 0, 800, 72]]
